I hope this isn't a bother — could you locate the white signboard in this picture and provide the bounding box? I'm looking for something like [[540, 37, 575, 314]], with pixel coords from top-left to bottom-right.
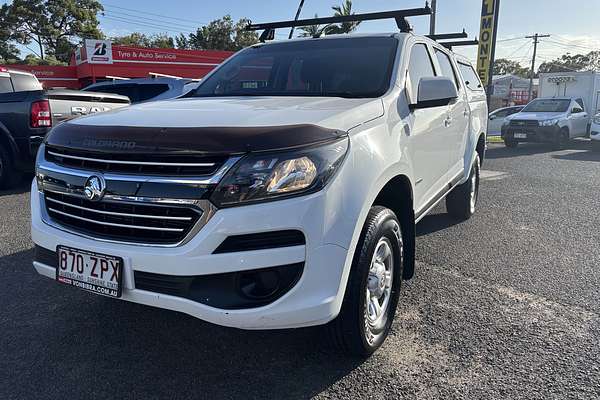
[[84, 39, 113, 64]]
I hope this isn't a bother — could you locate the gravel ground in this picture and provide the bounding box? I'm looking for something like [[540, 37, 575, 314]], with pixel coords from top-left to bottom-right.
[[1, 142, 599, 399]]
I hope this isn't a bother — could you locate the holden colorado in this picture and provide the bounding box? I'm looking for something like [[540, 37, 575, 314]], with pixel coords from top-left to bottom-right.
[[31, 32, 487, 356]]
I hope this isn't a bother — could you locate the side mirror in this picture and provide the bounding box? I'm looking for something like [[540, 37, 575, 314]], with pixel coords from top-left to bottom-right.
[[410, 77, 458, 110]]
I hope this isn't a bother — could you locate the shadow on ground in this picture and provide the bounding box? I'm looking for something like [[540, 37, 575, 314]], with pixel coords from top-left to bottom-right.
[[0, 248, 364, 400], [416, 212, 459, 237], [552, 150, 600, 162], [0, 174, 32, 197], [486, 140, 592, 160]]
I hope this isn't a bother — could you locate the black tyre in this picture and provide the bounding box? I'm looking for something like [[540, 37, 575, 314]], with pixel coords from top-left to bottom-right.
[[0, 145, 20, 190], [328, 206, 403, 357], [446, 154, 480, 220], [504, 139, 518, 148], [552, 127, 570, 150]]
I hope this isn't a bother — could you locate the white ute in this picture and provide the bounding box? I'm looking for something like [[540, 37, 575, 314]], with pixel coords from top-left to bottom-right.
[[31, 10, 487, 356]]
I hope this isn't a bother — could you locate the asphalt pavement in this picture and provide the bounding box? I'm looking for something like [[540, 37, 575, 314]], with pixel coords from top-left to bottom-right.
[[1, 141, 599, 399]]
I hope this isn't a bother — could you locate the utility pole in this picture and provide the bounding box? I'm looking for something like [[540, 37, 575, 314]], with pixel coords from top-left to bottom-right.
[[525, 33, 550, 101], [288, 0, 306, 39], [429, 0, 437, 36]]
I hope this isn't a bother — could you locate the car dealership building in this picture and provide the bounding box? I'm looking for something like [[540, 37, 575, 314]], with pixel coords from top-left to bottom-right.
[[1, 39, 233, 89]]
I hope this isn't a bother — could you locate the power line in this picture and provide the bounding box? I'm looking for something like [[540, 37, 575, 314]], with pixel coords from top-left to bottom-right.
[[102, 3, 210, 26], [100, 14, 194, 34], [104, 9, 200, 31]]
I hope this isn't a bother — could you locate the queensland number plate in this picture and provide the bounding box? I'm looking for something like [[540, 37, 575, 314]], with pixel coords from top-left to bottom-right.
[[514, 132, 527, 139], [56, 246, 123, 298]]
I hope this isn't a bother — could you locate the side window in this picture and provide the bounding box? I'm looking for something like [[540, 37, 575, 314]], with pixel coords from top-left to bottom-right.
[[434, 49, 459, 89], [0, 76, 13, 94], [575, 98, 585, 110], [407, 43, 436, 101], [492, 109, 509, 118], [11, 73, 42, 92], [507, 108, 522, 116], [458, 63, 483, 91], [572, 103, 583, 113]]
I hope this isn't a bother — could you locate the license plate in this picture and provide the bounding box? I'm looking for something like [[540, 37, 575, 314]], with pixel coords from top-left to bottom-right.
[[514, 132, 527, 139], [56, 246, 123, 298]]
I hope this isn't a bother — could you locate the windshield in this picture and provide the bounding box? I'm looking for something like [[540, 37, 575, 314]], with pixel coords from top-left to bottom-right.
[[522, 99, 570, 113], [194, 37, 398, 98]]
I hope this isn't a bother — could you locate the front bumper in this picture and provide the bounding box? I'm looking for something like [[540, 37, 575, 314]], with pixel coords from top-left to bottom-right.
[[31, 179, 352, 329], [502, 124, 561, 143]]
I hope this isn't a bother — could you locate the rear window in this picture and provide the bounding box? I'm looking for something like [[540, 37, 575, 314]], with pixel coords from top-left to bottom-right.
[[86, 83, 169, 103], [458, 63, 483, 91], [11, 73, 42, 92], [137, 84, 169, 102], [0, 76, 13, 93]]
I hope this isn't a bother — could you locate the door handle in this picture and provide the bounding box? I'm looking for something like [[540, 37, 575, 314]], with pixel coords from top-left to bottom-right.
[[444, 116, 452, 127], [463, 110, 469, 117]]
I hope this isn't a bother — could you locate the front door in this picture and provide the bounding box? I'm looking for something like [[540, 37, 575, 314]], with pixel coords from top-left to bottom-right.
[[404, 43, 453, 209]]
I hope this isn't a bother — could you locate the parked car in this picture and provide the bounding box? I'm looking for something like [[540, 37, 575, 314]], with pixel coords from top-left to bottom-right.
[[83, 77, 199, 104], [32, 30, 487, 356], [591, 112, 600, 151], [488, 106, 523, 136], [0, 68, 52, 187], [47, 89, 130, 125], [501, 97, 589, 148]]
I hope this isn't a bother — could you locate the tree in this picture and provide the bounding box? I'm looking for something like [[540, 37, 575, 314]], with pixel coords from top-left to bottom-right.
[[492, 59, 529, 78], [0, 6, 21, 62], [537, 51, 600, 73], [2, 0, 104, 63], [298, 1, 360, 38], [185, 15, 258, 51], [175, 33, 190, 50], [298, 14, 328, 38], [112, 32, 175, 49], [327, 0, 361, 34]]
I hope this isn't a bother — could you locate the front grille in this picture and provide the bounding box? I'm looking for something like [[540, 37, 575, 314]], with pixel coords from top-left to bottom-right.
[[44, 191, 201, 245], [510, 120, 539, 127], [45, 146, 226, 176]]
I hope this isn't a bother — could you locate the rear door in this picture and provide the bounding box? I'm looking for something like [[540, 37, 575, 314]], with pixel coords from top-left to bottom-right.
[[433, 48, 468, 177]]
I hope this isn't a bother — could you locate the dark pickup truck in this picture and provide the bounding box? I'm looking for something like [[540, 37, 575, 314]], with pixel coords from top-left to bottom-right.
[[0, 68, 51, 188], [0, 68, 130, 188]]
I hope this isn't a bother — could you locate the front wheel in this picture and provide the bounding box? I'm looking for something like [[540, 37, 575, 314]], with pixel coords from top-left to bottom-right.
[[327, 206, 403, 357], [446, 154, 480, 220]]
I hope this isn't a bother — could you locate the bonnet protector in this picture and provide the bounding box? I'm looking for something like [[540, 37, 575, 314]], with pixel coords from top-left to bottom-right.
[[45, 123, 348, 155]]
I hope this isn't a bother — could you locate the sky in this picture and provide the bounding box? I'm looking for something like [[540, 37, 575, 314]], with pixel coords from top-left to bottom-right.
[[3, 0, 600, 67]]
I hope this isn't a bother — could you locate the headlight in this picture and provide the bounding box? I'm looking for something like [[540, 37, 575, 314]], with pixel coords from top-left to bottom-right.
[[540, 118, 560, 126], [211, 137, 349, 207], [593, 115, 600, 125]]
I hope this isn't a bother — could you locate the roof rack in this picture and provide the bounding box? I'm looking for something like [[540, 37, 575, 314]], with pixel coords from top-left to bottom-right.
[[426, 29, 467, 41], [440, 39, 479, 50], [246, 3, 433, 42]]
